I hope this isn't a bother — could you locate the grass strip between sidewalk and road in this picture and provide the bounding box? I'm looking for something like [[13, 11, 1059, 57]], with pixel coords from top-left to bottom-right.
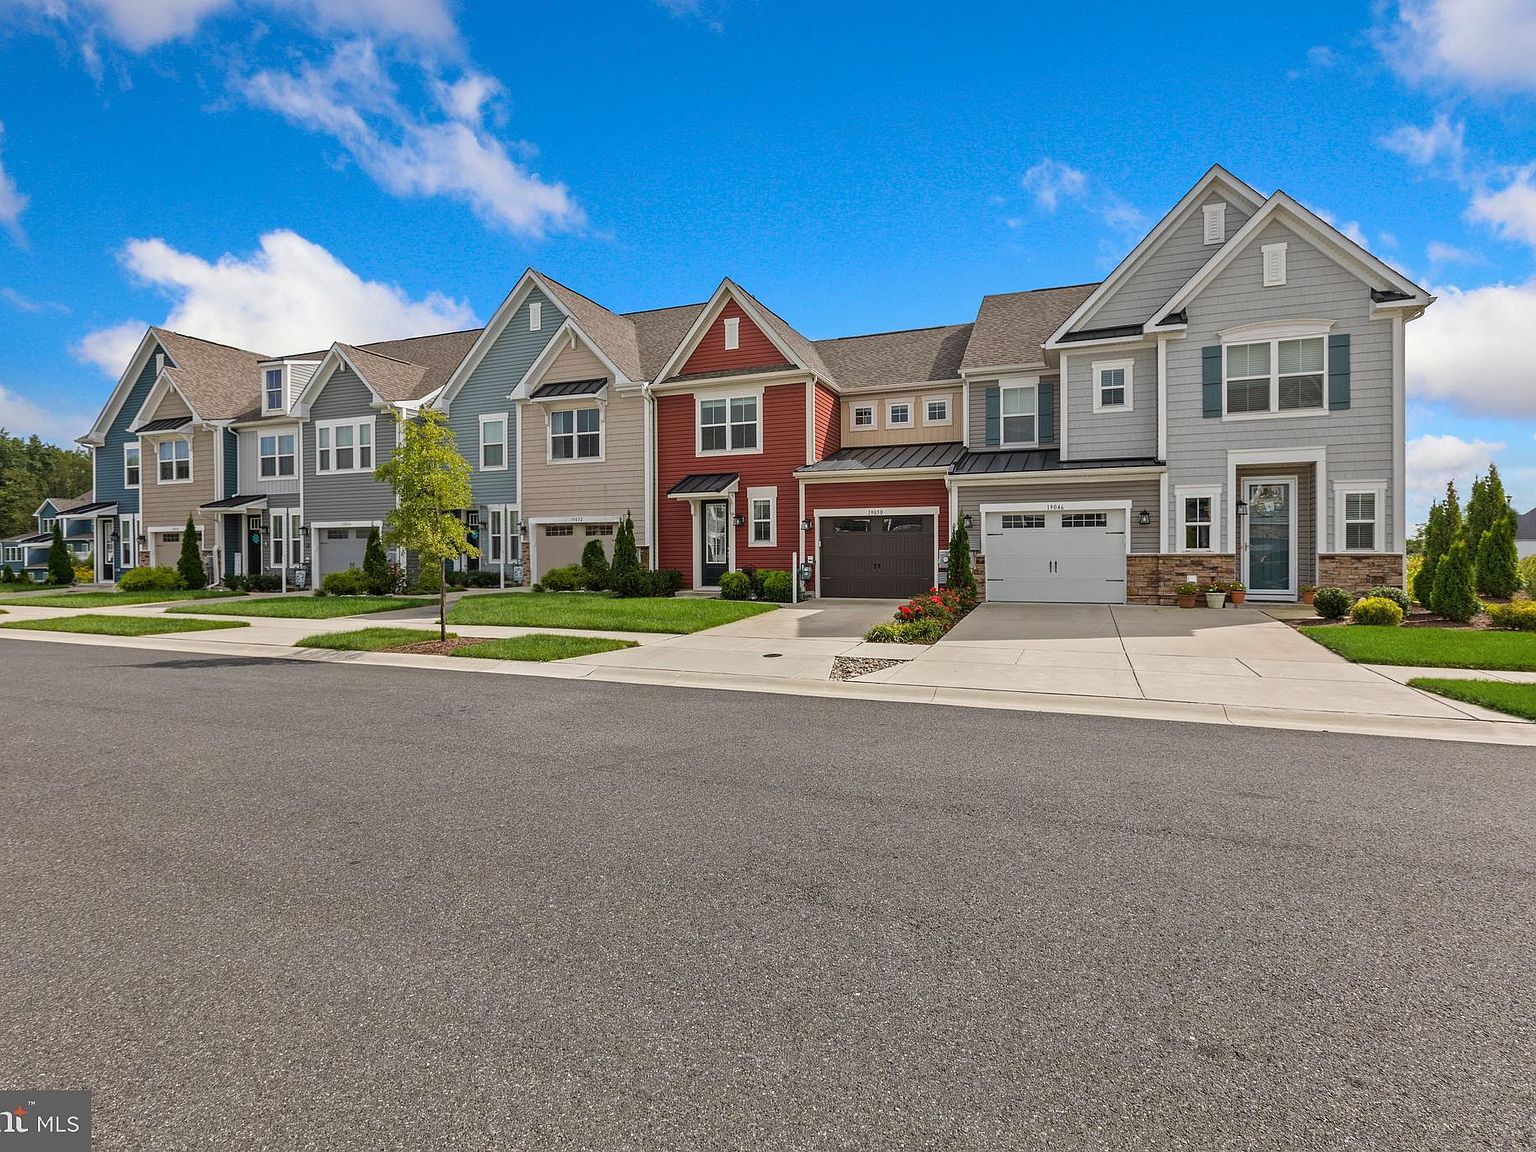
[[451, 634, 638, 662], [296, 627, 455, 652], [447, 592, 774, 634], [1409, 678, 1536, 722], [167, 596, 430, 619], [0, 589, 242, 608], [1300, 625, 1536, 672], [0, 614, 250, 637]]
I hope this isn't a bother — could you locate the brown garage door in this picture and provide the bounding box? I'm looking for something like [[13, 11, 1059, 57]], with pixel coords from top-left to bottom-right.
[[818, 514, 935, 598]]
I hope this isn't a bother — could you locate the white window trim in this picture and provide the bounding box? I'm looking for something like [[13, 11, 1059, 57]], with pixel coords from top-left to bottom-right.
[[547, 405, 604, 464], [262, 367, 286, 416], [1175, 485, 1222, 553], [921, 395, 951, 427], [528, 301, 542, 332], [269, 511, 286, 569], [695, 391, 764, 457], [1222, 335, 1329, 422], [1202, 202, 1226, 245], [723, 316, 740, 351], [1262, 242, 1288, 287], [851, 402, 877, 430], [1335, 484, 1386, 552], [124, 440, 141, 490], [998, 380, 1040, 449], [1091, 359, 1135, 413], [479, 411, 510, 472], [156, 437, 193, 485], [314, 417, 376, 475], [885, 396, 915, 428], [747, 485, 777, 548], [258, 429, 298, 480]]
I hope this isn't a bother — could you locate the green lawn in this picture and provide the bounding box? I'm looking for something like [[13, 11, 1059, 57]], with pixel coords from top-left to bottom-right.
[[451, 633, 638, 661], [1301, 625, 1536, 672], [446, 592, 775, 634], [166, 595, 429, 619], [0, 614, 249, 637], [296, 627, 455, 651], [0, 589, 241, 608], [1410, 678, 1536, 722]]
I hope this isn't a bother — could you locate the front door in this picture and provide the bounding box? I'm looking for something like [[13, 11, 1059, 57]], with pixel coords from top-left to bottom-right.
[[701, 500, 729, 586], [99, 519, 114, 582], [1242, 478, 1296, 599], [247, 516, 263, 578]]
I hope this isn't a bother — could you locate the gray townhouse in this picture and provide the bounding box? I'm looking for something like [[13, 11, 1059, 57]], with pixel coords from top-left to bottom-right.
[[2, 494, 100, 581]]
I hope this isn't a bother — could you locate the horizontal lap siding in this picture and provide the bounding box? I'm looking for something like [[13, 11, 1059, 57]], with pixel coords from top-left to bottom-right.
[[238, 425, 302, 495], [955, 477, 1162, 552], [681, 301, 789, 375], [519, 389, 647, 535], [140, 427, 218, 531], [815, 383, 839, 458], [302, 368, 397, 524], [965, 377, 1059, 447], [841, 387, 962, 447], [1062, 346, 1157, 460], [803, 478, 950, 565], [95, 346, 162, 515]]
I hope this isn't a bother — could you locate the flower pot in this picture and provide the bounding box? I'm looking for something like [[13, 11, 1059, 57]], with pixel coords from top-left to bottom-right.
[[1177, 594, 1197, 608], [1300, 590, 1316, 605], [1205, 592, 1227, 609], [1229, 591, 1246, 606]]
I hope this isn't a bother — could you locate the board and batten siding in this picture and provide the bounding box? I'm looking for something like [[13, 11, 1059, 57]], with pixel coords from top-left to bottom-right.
[[1078, 189, 1255, 332], [955, 475, 1162, 553], [448, 284, 559, 509], [301, 367, 397, 524], [238, 425, 302, 495], [1060, 345, 1158, 461], [965, 378, 1059, 449], [94, 341, 164, 515], [1163, 219, 1398, 554], [841, 386, 962, 448]]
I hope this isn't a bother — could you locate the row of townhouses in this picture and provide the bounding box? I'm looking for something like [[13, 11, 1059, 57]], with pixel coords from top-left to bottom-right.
[[40, 166, 1430, 604]]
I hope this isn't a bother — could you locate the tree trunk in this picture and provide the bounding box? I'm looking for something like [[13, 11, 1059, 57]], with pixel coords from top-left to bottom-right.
[[438, 564, 447, 642]]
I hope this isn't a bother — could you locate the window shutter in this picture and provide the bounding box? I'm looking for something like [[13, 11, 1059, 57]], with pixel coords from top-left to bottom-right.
[[1039, 382, 1054, 444], [984, 385, 1000, 446], [1201, 346, 1222, 417], [1328, 333, 1351, 410]]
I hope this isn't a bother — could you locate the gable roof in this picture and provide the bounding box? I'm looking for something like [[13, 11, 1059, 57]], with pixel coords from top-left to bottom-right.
[[814, 323, 973, 389], [34, 492, 94, 517], [150, 329, 270, 421], [654, 278, 836, 386], [80, 328, 165, 446], [1518, 506, 1536, 541], [961, 283, 1099, 373], [292, 327, 482, 414], [535, 273, 648, 384]]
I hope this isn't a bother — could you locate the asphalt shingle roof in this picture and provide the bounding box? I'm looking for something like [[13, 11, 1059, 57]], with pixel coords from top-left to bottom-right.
[[960, 283, 1100, 372], [152, 329, 270, 421], [814, 324, 973, 389], [1518, 506, 1536, 541]]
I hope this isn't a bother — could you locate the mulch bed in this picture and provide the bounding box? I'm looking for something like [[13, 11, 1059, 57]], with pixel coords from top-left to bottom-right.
[[831, 656, 908, 681], [387, 638, 484, 656]]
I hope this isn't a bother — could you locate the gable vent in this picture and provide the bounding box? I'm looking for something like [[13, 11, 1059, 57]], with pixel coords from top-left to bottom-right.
[[723, 316, 740, 351], [1202, 202, 1226, 245], [1262, 243, 1288, 287]]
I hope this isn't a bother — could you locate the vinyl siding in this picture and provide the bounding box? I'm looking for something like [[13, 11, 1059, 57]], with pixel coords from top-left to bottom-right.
[[301, 367, 397, 524], [1163, 219, 1398, 557], [541, 339, 607, 384], [680, 300, 788, 375], [447, 285, 558, 508], [238, 425, 303, 495], [1078, 189, 1255, 332], [1061, 346, 1157, 461], [140, 426, 218, 535], [94, 344, 164, 515], [222, 428, 238, 499], [153, 389, 192, 419], [954, 476, 1162, 553], [814, 383, 839, 459], [965, 377, 1059, 448], [841, 387, 962, 448], [802, 478, 949, 566], [519, 388, 647, 537]]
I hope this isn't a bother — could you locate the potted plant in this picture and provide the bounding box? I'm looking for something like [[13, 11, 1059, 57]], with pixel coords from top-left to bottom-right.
[[1204, 583, 1227, 609], [1226, 579, 1246, 606], [1300, 583, 1317, 605], [1174, 581, 1199, 608]]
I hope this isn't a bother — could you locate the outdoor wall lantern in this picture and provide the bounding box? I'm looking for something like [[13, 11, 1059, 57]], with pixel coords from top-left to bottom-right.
[[733, 513, 745, 527], [1137, 509, 1152, 527], [1236, 498, 1249, 518], [800, 518, 812, 532], [962, 513, 974, 531]]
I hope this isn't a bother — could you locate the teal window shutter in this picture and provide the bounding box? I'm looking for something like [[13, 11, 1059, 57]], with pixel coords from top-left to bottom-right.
[[1201, 346, 1222, 418], [1039, 382, 1054, 443], [984, 385, 1000, 446], [1328, 333, 1351, 410]]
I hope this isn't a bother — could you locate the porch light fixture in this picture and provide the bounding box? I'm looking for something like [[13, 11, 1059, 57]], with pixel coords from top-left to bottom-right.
[[962, 514, 974, 531], [1137, 509, 1152, 527], [800, 518, 812, 532], [299, 524, 311, 541], [1236, 498, 1249, 518], [733, 513, 745, 527]]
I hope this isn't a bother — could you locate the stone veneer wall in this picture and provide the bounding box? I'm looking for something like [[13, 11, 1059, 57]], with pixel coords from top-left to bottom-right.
[[1125, 554, 1240, 605], [1317, 553, 1404, 595]]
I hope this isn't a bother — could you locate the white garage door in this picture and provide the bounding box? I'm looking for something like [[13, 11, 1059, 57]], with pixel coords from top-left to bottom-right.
[[984, 509, 1127, 604], [316, 526, 372, 579]]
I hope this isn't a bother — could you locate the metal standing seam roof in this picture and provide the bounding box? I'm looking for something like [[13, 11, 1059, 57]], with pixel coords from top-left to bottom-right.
[[797, 442, 965, 474], [135, 415, 193, 433], [66, 501, 118, 516], [667, 473, 741, 497], [948, 449, 1164, 476], [200, 494, 270, 511], [530, 378, 607, 400]]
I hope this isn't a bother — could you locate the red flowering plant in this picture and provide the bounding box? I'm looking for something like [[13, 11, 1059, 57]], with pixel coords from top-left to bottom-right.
[[894, 585, 966, 629]]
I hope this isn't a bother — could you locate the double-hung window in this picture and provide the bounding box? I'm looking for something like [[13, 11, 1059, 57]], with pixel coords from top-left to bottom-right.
[[698, 395, 759, 453], [748, 487, 776, 547], [550, 408, 600, 460], [488, 509, 503, 563], [158, 438, 191, 482], [124, 442, 141, 488], [1094, 360, 1132, 411], [259, 431, 296, 478], [1177, 487, 1220, 552], [316, 420, 372, 473], [1226, 337, 1325, 416], [270, 512, 286, 568], [923, 396, 950, 426], [480, 414, 507, 470], [1338, 488, 1382, 551], [264, 368, 285, 413], [1000, 384, 1037, 446]]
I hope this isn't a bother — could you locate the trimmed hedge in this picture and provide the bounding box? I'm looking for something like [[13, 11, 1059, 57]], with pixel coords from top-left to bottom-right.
[[119, 565, 182, 592], [1487, 600, 1536, 632], [1366, 585, 1412, 613], [1312, 587, 1355, 620], [318, 567, 369, 597], [719, 571, 751, 600], [1350, 596, 1404, 627]]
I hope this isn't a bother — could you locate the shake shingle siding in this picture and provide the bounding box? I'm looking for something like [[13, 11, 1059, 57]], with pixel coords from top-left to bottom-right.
[[95, 346, 162, 514], [1062, 345, 1157, 461], [301, 367, 397, 524], [1163, 220, 1398, 551]]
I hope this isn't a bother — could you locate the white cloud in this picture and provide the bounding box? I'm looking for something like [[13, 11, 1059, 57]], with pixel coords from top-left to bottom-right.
[[1378, 114, 1467, 178], [73, 230, 476, 374], [1407, 279, 1536, 416], [0, 121, 28, 243], [1406, 433, 1506, 506], [1469, 168, 1536, 247], [241, 41, 583, 238], [1021, 159, 1088, 212], [1425, 240, 1485, 266], [0, 382, 91, 445], [1317, 209, 1369, 248], [1378, 0, 1536, 93]]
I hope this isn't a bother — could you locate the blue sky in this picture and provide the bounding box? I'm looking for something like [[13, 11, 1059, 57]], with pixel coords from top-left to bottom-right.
[[0, 0, 1533, 523]]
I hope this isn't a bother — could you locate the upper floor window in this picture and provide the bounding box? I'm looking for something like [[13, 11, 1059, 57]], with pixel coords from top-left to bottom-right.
[[1000, 384, 1037, 446], [723, 317, 740, 351], [550, 408, 600, 460], [316, 418, 373, 474], [923, 397, 950, 426], [698, 394, 759, 453], [157, 438, 191, 483], [259, 432, 296, 478], [40, 517, 57, 533], [480, 413, 508, 470], [1225, 337, 1325, 417], [1093, 360, 1133, 411], [852, 403, 875, 429], [263, 368, 285, 413], [886, 399, 913, 428], [124, 442, 141, 489], [529, 301, 542, 331]]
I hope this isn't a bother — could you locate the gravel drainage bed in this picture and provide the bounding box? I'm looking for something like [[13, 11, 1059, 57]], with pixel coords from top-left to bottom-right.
[[831, 656, 908, 681]]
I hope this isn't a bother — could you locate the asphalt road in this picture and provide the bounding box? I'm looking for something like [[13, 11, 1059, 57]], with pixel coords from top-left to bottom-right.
[[2, 640, 1533, 1151]]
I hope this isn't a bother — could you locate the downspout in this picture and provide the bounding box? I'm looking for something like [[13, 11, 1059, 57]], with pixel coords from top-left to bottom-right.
[[642, 381, 656, 569]]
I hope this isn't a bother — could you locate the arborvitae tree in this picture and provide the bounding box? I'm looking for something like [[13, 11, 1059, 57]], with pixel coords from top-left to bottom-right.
[[608, 512, 641, 597], [362, 525, 390, 595], [945, 520, 977, 607], [1474, 508, 1521, 599], [1414, 481, 1461, 607], [1429, 537, 1480, 622], [177, 513, 207, 589], [47, 520, 75, 585], [1463, 463, 1509, 558]]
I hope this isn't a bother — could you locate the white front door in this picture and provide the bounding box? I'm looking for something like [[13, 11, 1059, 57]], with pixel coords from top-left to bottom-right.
[[1241, 477, 1297, 599]]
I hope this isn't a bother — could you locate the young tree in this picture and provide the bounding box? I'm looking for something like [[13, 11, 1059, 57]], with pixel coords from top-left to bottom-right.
[[1414, 481, 1460, 607], [362, 525, 390, 596], [1474, 507, 1521, 599], [945, 519, 977, 607], [1463, 463, 1509, 557], [608, 512, 641, 597], [177, 513, 207, 589], [1429, 537, 1480, 622], [580, 537, 610, 590], [47, 520, 75, 586], [374, 409, 475, 639]]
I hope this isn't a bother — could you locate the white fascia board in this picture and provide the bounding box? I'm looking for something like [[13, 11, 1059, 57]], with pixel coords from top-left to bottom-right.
[[506, 318, 631, 403], [652, 278, 811, 387]]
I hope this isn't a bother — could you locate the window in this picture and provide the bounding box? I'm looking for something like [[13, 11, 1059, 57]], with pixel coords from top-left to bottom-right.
[[1225, 337, 1325, 417], [264, 368, 284, 413], [923, 396, 950, 426], [119, 516, 138, 568], [723, 316, 740, 351], [748, 486, 776, 547], [886, 399, 913, 427], [1262, 242, 1288, 287], [1061, 512, 1108, 529], [157, 438, 191, 482], [162, 531, 180, 544], [529, 301, 542, 331], [290, 519, 304, 566], [544, 524, 573, 537], [1001, 384, 1037, 446], [1338, 488, 1382, 551], [698, 394, 759, 453], [259, 432, 296, 478], [852, 404, 875, 429], [480, 414, 507, 470], [584, 523, 614, 537], [325, 528, 350, 541], [1093, 359, 1133, 411], [488, 509, 503, 563], [124, 442, 141, 489], [316, 419, 373, 473], [271, 512, 286, 568], [1203, 202, 1226, 245], [1184, 496, 1212, 550], [40, 517, 57, 533], [550, 408, 601, 460], [1000, 513, 1044, 529]]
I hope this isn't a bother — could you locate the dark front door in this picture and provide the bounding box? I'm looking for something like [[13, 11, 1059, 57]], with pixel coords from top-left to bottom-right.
[[818, 514, 935, 598], [700, 500, 729, 586], [247, 516, 263, 578], [99, 519, 113, 582]]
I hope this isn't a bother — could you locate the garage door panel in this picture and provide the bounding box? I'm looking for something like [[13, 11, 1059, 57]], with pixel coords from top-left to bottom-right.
[[984, 509, 1126, 605], [819, 515, 934, 599], [317, 527, 370, 578]]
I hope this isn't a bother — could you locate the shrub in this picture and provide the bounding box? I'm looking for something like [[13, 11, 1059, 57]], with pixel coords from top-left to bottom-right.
[[1415, 483, 1460, 607], [1487, 601, 1536, 632], [1473, 509, 1521, 599], [581, 539, 610, 591], [176, 514, 206, 590], [865, 618, 947, 644], [894, 586, 965, 632], [1405, 554, 1423, 598], [1520, 555, 1536, 596], [609, 513, 642, 597], [760, 569, 793, 603], [945, 521, 977, 608], [119, 565, 182, 591], [1312, 587, 1355, 620], [72, 556, 95, 584], [719, 571, 751, 600], [1366, 585, 1412, 613], [1429, 538, 1481, 623], [362, 527, 390, 595], [1, 564, 13, 582], [1174, 582, 1200, 597], [319, 567, 369, 597], [246, 572, 282, 593], [47, 522, 74, 586], [384, 561, 409, 593], [224, 574, 247, 592], [641, 569, 684, 597], [1350, 596, 1404, 627], [540, 564, 590, 592], [1463, 463, 1509, 569]]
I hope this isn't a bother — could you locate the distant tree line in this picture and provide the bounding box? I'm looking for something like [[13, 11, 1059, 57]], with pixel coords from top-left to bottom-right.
[[0, 429, 93, 539]]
